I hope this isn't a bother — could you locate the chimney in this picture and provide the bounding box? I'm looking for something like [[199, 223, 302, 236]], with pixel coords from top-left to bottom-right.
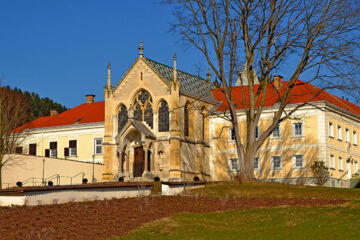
[[50, 109, 58, 116], [86, 94, 95, 104], [273, 75, 283, 91]]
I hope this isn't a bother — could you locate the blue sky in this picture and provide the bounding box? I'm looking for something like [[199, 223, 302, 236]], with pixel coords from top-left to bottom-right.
[[0, 0, 354, 108], [0, 0, 207, 108]]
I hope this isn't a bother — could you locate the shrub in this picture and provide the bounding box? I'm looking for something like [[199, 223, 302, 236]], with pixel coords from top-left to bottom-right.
[[48, 181, 53, 186], [310, 161, 329, 186], [82, 178, 88, 184], [118, 177, 124, 182], [16, 181, 22, 187]]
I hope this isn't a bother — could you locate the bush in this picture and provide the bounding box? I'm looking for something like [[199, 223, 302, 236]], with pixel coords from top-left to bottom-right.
[[82, 178, 88, 184], [154, 176, 160, 182], [48, 181, 53, 186], [193, 176, 200, 181], [311, 161, 329, 186], [16, 181, 22, 187], [118, 177, 124, 182]]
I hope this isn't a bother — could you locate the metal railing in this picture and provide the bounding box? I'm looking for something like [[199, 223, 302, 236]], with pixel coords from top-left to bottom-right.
[[45, 174, 60, 185], [69, 172, 85, 185], [22, 177, 43, 186]]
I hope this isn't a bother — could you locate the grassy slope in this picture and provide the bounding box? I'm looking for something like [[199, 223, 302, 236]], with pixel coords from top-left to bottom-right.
[[189, 181, 360, 200], [109, 182, 360, 240]]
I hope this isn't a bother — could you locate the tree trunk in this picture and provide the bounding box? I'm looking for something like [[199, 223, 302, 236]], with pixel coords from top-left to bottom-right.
[[0, 165, 2, 190]]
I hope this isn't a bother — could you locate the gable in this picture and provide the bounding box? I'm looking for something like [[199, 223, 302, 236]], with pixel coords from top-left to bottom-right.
[[113, 58, 170, 102]]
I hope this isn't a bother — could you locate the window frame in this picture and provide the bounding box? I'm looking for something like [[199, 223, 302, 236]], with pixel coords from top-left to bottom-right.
[[329, 122, 334, 138], [184, 103, 189, 137], [293, 122, 303, 137], [272, 124, 281, 138], [49, 141, 57, 158], [338, 156, 343, 171], [94, 138, 103, 155], [293, 154, 304, 169], [229, 128, 236, 141], [330, 154, 335, 169], [255, 126, 259, 139], [353, 131, 358, 146], [345, 128, 350, 142], [337, 125, 342, 141], [229, 158, 239, 172], [271, 156, 282, 170], [254, 157, 260, 170], [69, 140, 77, 157], [158, 100, 170, 132]]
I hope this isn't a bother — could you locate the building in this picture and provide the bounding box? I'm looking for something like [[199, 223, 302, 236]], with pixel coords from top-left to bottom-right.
[[14, 43, 360, 187]]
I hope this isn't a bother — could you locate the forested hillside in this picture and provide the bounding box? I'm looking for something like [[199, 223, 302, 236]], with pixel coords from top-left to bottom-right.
[[1, 86, 67, 120]]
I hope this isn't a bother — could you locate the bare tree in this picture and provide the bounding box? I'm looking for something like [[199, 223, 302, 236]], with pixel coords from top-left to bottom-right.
[[0, 82, 32, 189], [167, 0, 360, 181]]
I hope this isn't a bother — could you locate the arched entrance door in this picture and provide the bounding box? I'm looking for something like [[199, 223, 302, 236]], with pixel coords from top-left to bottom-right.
[[134, 146, 145, 177]]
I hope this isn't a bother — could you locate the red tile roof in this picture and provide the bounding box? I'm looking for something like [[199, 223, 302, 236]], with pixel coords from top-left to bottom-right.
[[212, 80, 360, 117], [20, 101, 105, 130]]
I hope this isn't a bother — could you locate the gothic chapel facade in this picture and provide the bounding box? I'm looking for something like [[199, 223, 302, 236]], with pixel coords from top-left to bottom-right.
[[102, 43, 216, 181]]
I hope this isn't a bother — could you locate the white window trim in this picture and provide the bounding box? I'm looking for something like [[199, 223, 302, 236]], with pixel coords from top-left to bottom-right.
[[254, 157, 260, 171], [293, 122, 303, 137], [94, 138, 103, 155], [229, 128, 235, 141], [338, 157, 343, 171], [69, 140, 77, 157], [271, 156, 282, 170], [345, 128, 350, 143], [353, 131, 358, 146], [337, 125, 342, 141], [354, 161, 359, 174], [229, 158, 239, 172], [293, 155, 305, 169], [330, 154, 335, 169], [272, 124, 281, 139], [329, 122, 334, 138]]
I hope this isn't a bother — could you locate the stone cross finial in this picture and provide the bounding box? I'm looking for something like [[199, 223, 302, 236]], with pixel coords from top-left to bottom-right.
[[138, 41, 144, 57], [206, 68, 211, 83]]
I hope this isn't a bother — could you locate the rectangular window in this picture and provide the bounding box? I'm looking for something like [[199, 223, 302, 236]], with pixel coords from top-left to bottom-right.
[[338, 156, 343, 171], [330, 154, 335, 169], [49, 142, 57, 158], [15, 147, 23, 154], [355, 161, 359, 174], [354, 131, 357, 145], [329, 122, 334, 138], [69, 140, 77, 156], [229, 128, 235, 141], [345, 128, 350, 142], [293, 155, 304, 168], [94, 138, 103, 155], [255, 126, 259, 139], [29, 143, 37, 156], [272, 156, 282, 169], [294, 123, 303, 136], [254, 157, 260, 170], [273, 124, 281, 138], [337, 125, 342, 140], [229, 158, 239, 172]]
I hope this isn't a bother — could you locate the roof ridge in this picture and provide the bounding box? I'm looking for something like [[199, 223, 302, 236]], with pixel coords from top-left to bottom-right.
[[144, 57, 209, 83]]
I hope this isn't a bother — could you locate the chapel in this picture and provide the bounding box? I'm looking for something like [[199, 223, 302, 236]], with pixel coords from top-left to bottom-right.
[[102, 42, 217, 181]]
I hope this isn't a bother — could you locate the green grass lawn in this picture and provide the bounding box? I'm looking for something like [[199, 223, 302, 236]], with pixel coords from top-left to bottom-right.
[[115, 203, 360, 240], [108, 182, 360, 240], [188, 181, 360, 200]]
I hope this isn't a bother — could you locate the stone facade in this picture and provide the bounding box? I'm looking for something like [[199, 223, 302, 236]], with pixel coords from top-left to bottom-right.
[[102, 50, 215, 182]]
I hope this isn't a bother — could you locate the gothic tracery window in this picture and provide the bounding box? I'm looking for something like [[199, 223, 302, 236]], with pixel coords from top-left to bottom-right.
[[184, 103, 189, 136], [118, 105, 128, 133], [133, 90, 153, 128], [158, 100, 169, 132]]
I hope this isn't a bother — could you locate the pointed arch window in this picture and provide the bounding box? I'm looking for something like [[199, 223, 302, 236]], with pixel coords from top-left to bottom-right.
[[118, 105, 128, 133], [201, 108, 206, 140], [133, 89, 153, 128], [158, 100, 169, 132], [184, 103, 189, 136]]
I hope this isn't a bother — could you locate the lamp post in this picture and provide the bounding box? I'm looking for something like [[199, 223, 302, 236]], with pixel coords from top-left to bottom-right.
[[42, 159, 45, 185], [92, 154, 95, 183]]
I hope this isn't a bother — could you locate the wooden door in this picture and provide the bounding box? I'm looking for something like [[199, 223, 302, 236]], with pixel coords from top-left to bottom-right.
[[134, 146, 144, 177]]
